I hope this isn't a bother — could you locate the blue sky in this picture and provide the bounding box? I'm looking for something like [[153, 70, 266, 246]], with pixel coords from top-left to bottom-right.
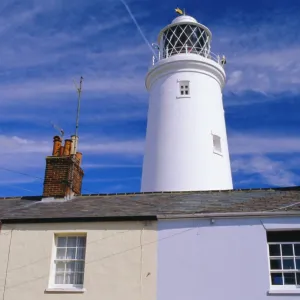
[[1, 0, 300, 196]]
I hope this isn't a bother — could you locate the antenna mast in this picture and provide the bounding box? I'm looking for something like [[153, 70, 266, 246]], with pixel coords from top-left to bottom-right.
[[73, 76, 83, 155]]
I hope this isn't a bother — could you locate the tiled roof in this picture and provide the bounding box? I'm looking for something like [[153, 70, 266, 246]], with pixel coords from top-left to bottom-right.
[[1, 187, 300, 222]]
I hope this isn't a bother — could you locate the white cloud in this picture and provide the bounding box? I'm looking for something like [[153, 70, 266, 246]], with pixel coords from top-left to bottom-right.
[[80, 140, 144, 155], [1, 131, 300, 191], [227, 70, 243, 87], [231, 155, 299, 187], [229, 133, 300, 186], [0, 135, 51, 154], [0, 134, 144, 174], [229, 134, 300, 155], [0, 76, 145, 105], [226, 131, 300, 186], [0, 0, 152, 107], [211, 10, 300, 95], [0, 134, 144, 155], [224, 47, 300, 95]]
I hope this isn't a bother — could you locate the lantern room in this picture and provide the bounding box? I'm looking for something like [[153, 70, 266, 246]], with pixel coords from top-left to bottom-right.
[[157, 15, 212, 59]]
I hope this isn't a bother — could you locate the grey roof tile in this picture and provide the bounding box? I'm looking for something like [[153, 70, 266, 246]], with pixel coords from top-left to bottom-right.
[[1, 187, 300, 222]]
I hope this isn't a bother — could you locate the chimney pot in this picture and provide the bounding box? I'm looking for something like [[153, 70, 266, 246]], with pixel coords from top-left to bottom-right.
[[60, 146, 64, 156], [71, 135, 78, 155], [52, 136, 62, 156], [63, 139, 72, 156]]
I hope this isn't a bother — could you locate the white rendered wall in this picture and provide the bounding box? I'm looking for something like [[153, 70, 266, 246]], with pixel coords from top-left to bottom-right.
[[141, 55, 233, 192], [157, 217, 300, 300]]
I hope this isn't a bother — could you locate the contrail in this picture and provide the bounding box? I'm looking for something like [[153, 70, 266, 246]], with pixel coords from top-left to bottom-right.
[[120, 0, 157, 59]]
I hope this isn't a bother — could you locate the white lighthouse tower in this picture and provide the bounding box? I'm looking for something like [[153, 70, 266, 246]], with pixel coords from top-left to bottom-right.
[[141, 11, 233, 192]]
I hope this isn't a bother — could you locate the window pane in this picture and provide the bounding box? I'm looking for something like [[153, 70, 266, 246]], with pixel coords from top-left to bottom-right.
[[283, 259, 295, 270], [284, 273, 296, 285], [296, 273, 300, 285], [268, 231, 300, 242], [66, 262, 75, 272], [269, 244, 280, 256], [76, 247, 86, 260], [75, 261, 85, 272], [282, 244, 293, 256], [55, 273, 64, 284], [57, 237, 67, 247], [56, 261, 65, 272], [67, 237, 77, 247], [65, 273, 74, 284], [77, 237, 86, 247], [296, 259, 300, 269], [66, 248, 76, 259], [295, 244, 300, 256], [181, 91, 184, 95], [74, 273, 84, 285], [270, 259, 282, 270], [56, 248, 66, 259], [271, 273, 283, 285], [185, 90, 188, 95]]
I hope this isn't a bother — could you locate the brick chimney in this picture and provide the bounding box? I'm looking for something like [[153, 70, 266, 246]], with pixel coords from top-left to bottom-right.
[[43, 136, 84, 199]]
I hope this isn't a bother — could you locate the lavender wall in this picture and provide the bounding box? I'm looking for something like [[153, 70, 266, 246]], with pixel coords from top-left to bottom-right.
[[157, 217, 300, 300]]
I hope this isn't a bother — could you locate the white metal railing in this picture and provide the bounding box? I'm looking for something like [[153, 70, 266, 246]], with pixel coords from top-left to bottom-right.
[[150, 46, 226, 68]]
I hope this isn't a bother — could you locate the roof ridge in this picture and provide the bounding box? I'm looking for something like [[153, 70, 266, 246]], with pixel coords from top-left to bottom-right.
[[77, 186, 300, 197], [1, 186, 300, 200]]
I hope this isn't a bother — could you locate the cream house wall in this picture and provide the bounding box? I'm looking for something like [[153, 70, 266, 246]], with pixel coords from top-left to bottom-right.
[[0, 221, 157, 300]]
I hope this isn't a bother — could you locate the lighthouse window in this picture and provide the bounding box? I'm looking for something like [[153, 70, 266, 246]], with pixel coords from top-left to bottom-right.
[[213, 134, 222, 154], [179, 81, 190, 97]]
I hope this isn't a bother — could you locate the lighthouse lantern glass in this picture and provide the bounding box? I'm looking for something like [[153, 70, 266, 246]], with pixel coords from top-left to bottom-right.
[[161, 24, 210, 58]]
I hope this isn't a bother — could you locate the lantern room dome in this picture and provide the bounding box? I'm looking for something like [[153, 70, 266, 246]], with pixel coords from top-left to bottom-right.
[[171, 15, 198, 24]]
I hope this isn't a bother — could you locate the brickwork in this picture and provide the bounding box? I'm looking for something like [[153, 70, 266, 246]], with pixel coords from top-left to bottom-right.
[[43, 156, 84, 198]]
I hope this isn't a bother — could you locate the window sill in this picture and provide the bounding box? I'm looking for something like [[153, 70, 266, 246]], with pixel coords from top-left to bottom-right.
[[176, 95, 191, 99], [268, 290, 300, 295], [213, 150, 223, 157], [45, 288, 86, 293]]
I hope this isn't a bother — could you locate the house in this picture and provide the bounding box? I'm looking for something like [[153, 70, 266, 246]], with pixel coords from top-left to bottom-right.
[[1, 187, 300, 299], [156, 189, 300, 299], [0, 195, 157, 300]]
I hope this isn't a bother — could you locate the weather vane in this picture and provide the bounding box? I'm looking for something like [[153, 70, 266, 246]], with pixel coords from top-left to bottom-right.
[[175, 7, 185, 15]]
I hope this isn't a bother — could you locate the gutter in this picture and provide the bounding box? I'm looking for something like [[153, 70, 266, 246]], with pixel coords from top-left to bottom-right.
[[0, 215, 157, 224], [157, 211, 300, 220], [2, 211, 300, 224]]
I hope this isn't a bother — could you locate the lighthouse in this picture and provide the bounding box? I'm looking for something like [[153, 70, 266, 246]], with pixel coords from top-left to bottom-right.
[[141, 12, 233, 192]]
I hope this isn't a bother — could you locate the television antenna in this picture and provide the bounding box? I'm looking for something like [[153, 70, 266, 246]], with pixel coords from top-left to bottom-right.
[[50, 121, 64, 139]]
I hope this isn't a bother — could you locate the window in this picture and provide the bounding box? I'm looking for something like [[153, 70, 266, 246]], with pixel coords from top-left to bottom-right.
[[212, 134, 222, 154], [267, 231, 300, 289], [50, 235, 86, 289], [178, 81, 190, 97]]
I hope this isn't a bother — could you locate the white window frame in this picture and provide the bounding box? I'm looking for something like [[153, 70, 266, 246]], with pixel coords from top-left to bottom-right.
[[212, 133, 222, 156], [177, 80, 190, 98], [48, 234, 87, 292], [268, 240, 300, 291]]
